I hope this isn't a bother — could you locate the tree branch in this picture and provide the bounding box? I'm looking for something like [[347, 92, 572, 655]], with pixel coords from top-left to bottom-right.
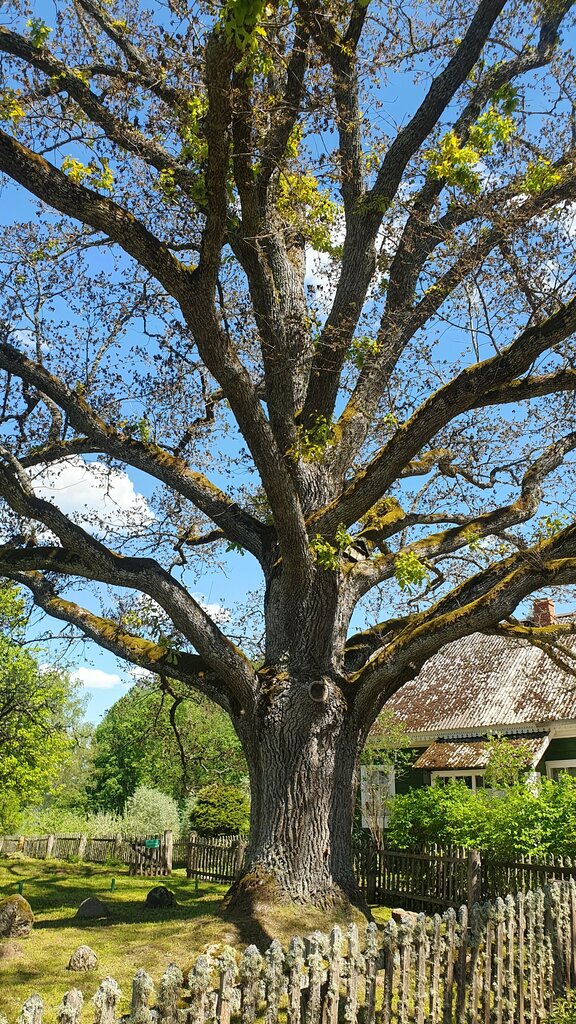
[[0, 447, 257, 705], [313, 295, 576, 536], [0, 342, 268, 560], [4, 569, 238, 711]]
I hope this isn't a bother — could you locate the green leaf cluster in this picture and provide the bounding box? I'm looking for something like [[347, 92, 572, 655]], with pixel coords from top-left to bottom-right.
[[535, 512, 570, 541], [0, 90, 26, 126], [348, 335, 380, 369], [427, 106, 515, 194], [26, 18, 52, 49], [311, 523, 353, 571], [287, 415, 335, 463], [394, 550, 430, 591], [61, 156, 114, 191], [523, 157, 562, 196], [387, 770, 576, 859], [277, 171, 339, 253], [219, 0, 270, 52]]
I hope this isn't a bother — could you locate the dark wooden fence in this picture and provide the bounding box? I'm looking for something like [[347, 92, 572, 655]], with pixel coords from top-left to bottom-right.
[[7, 828, 576, 911], [354, 831, 576, 910], [185, 831, 247, 882], [11, 881, 576, 1024], [0, 831, 173, 875]]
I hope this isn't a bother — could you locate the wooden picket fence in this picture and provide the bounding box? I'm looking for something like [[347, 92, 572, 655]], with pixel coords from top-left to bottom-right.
[[0, 832, 173, 876], [10, 881, 576, 1024], [185, 832, 247, 883], [354, 832, 576, 910]]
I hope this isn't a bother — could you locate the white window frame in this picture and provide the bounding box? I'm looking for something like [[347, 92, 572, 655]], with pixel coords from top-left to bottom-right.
[[545, 759, 576, 780], [430, 769, 485, 792]]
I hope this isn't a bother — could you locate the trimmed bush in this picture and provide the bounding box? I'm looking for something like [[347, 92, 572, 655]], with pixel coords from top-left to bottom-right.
[[187, 783, 249, 836], [122, 786, 181, 837]]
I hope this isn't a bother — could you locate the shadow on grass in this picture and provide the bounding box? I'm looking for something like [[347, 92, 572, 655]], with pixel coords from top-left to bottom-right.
[[34, 895, 225, 930]]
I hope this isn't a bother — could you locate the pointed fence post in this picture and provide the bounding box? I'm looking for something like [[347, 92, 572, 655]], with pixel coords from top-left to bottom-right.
[[468, 849, 482, 906], [93, 977, 121, 1024], [18, 995, 43, 1024], [56, 989, 83, 1024], [163, 830, 173, 876], [234, 837, 247, 879]]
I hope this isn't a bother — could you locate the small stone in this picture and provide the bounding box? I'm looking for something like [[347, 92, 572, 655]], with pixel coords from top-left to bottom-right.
[[75, 897, 109, 920], [67, 944, 98, 971], [0, 941, 23, 961], [391, 907, 419, 925], [0, 894, 34, 937], [145, 885, 177, 908]]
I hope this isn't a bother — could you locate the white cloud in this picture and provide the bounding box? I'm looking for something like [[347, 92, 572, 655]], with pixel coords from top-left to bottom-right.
[[28, 456, 154, 534], [193, 593, 231, 625], [71, 666, 123, 689], [128, 666, 153, 682]]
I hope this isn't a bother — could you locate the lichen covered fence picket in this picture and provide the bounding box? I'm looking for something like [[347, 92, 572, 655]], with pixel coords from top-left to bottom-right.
[[9, 882, 576, 1024]]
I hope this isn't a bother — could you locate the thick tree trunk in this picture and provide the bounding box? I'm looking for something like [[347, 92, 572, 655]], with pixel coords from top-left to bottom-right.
[[224, 681, 365, 914]]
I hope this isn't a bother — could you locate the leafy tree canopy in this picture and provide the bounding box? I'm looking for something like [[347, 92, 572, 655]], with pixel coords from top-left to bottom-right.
[[0, 583, 84, 829], [87, 678, 246, 813]]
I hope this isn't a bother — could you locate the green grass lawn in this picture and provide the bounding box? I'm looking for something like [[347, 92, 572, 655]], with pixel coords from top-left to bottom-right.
[[0, 856, 390, 1023]]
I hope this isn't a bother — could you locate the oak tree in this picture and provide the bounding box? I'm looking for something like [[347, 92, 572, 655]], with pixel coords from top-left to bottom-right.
[[1, 0, 576, 910]]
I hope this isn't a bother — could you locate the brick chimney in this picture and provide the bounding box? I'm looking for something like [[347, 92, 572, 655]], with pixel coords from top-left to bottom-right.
[[533, 598, 555, 626]]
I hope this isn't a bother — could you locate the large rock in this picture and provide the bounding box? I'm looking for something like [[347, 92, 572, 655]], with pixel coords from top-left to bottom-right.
[[67, 945, 98, 971], [145, 885, 177, 909], [75, 897, 109, 920], [0, 894, 34, 937]]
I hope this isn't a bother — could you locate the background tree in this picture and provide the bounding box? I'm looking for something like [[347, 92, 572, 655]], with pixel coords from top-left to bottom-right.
[[0, 583, 84, 829], [88, 678, 246, 812], [1, 0, 576, 911]]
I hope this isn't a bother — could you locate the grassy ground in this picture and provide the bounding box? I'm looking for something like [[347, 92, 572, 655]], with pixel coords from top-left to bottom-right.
[[0, 855, 390, 1022]]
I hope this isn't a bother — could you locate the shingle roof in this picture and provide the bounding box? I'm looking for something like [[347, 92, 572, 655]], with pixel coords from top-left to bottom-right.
[[386, 627, 576, 735], [412, 735, 551, 770]]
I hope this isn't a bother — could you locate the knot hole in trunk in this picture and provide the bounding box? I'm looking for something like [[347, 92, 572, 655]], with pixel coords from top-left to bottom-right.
[[308, 677, 329, 702]]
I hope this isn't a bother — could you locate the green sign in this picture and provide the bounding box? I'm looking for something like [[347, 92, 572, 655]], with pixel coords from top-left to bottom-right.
[[145, 838, 160, 849]]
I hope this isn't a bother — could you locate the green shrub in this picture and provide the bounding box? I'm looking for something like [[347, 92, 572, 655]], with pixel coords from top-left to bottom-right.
[[548, 997, 576, 1023], [122, 786, 181, 837], [187, 783, 250, 836], [386, 773, 576, 858], [18, 806, 123, 838]]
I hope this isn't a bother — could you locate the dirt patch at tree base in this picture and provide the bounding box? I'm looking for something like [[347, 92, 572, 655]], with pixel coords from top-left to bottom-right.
[[0, 942, 23, 962]]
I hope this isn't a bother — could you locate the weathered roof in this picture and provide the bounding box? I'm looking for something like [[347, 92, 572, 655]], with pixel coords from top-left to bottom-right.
[[413, 735, 551, 771], [386, 627, 576, 735]]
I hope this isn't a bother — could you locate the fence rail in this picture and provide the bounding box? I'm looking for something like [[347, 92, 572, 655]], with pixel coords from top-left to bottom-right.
[[0, 832, 173, 875], [354, 832, 576, 910], [9, 881, 576, 1024]]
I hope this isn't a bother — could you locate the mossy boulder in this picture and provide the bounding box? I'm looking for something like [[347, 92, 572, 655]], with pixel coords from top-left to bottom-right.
[[0, 894, 34, 938], [75, 897, 108, 920], [145, 885, 177, 909]]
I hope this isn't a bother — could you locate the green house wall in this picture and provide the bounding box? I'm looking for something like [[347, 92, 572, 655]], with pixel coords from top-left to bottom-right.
[[396, 748, 429, 793], [538, 736, 576, 773]]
